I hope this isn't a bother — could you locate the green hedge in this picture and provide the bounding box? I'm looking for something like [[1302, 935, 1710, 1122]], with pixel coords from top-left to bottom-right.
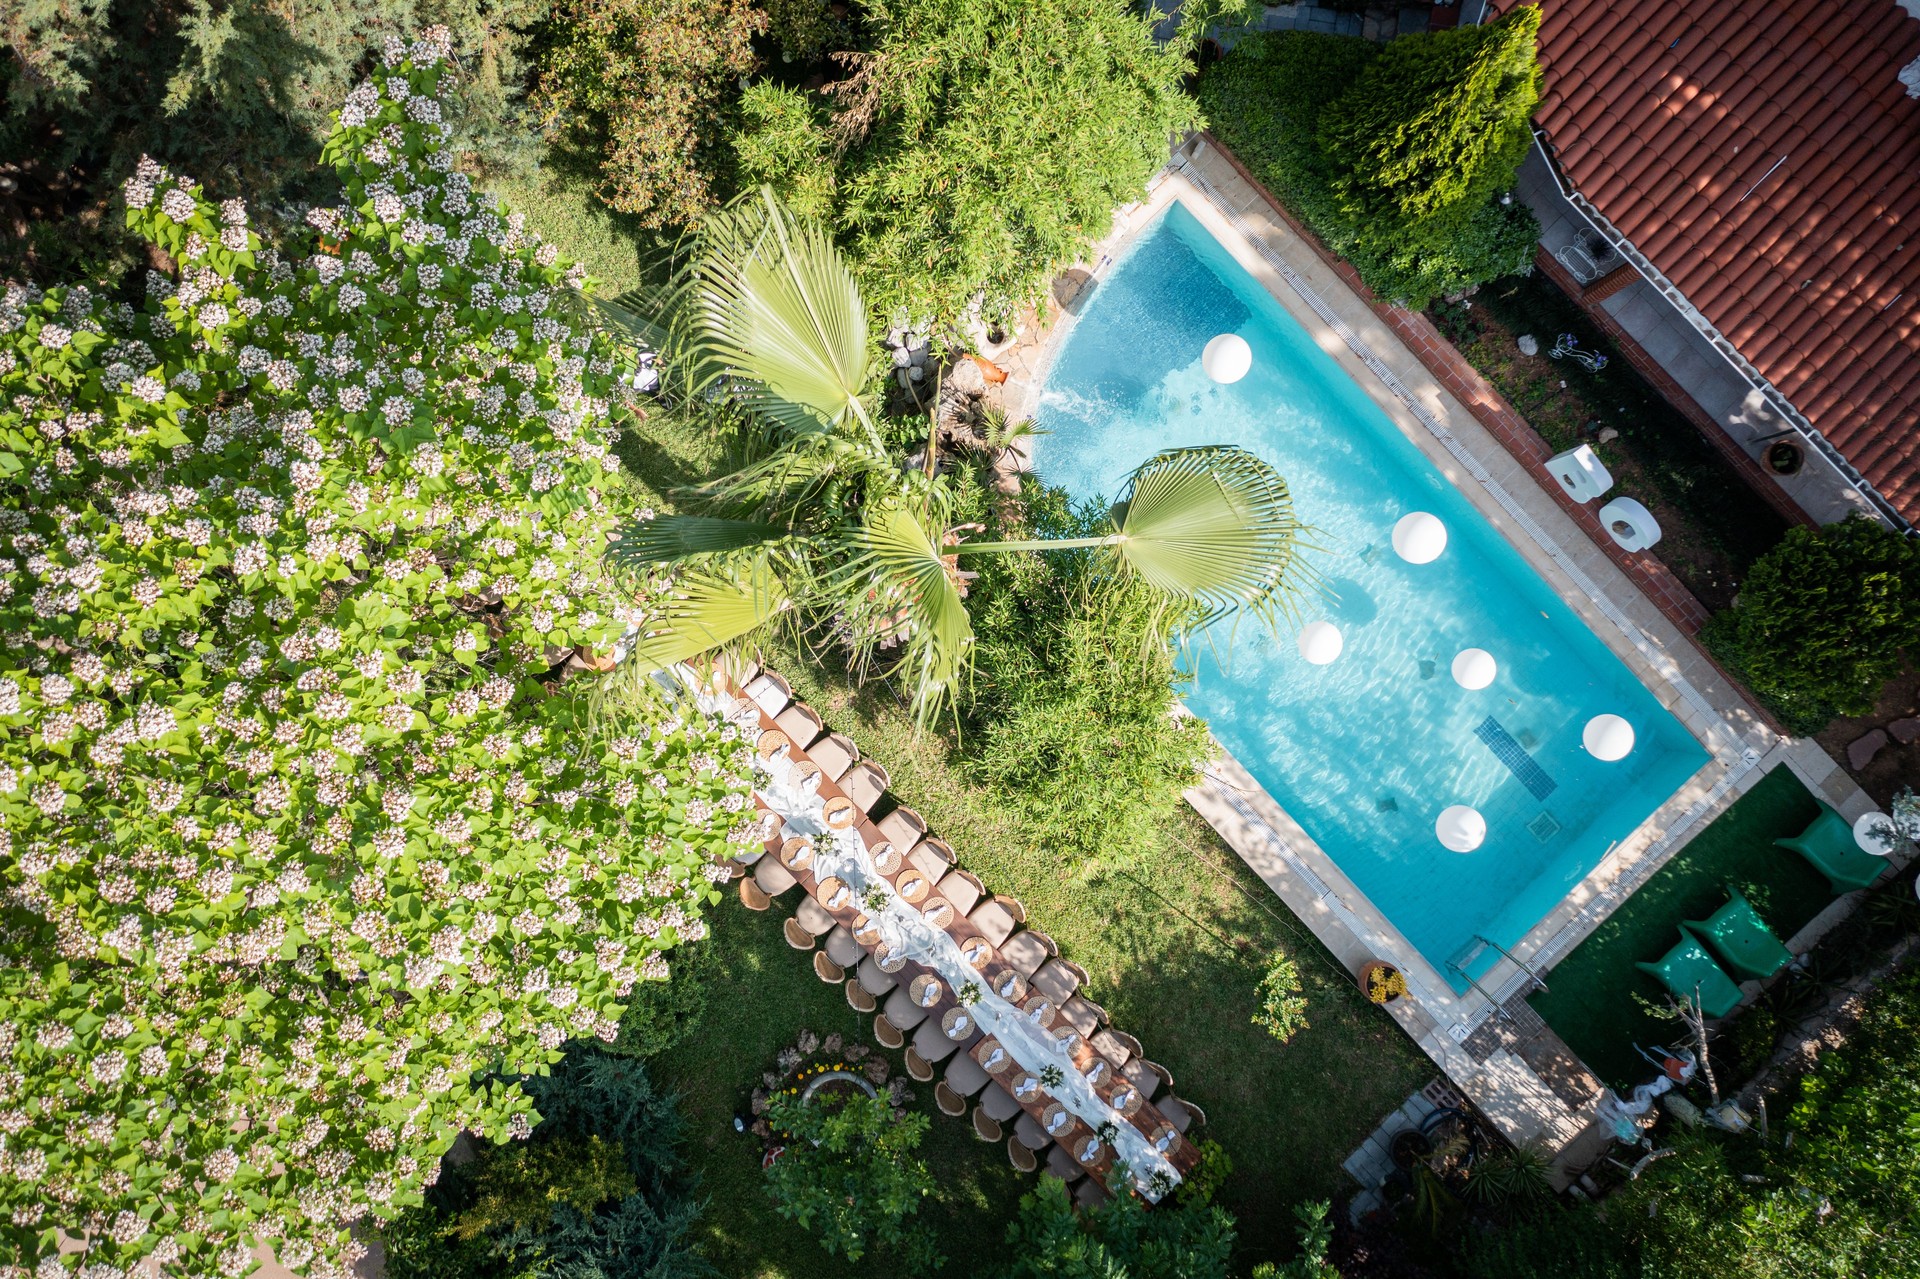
[[1197, 28, 1540, 308]]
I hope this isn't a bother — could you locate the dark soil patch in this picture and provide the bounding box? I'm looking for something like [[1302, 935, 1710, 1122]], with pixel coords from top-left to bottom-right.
[[1430, 273, 1790, 612]]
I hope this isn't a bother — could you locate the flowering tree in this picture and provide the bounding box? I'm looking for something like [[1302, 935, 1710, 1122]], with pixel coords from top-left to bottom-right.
[[0, 31, 759, 1278]]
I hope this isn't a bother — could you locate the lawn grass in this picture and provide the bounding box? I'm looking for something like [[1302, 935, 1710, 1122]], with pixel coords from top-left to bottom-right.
[[1527, 765, 1830, 1087], [509, 153, 1433, 1274]]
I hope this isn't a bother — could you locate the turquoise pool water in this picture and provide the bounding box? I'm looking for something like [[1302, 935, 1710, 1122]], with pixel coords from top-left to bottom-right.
[[1036, 203, 1708, 989]]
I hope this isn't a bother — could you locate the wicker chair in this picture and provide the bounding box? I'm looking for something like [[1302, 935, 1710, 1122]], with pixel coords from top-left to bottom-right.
[[811, 951, 844, 983], [823, 925, 864, 969], [782, 918, 814, 950], [934, 1082, 967, 1116], [772, 701, 825, 749], [1007, 1137, 1038, 1173], [904, 1047, 935, 1082], [995, 895, 1028, 924], [874, 1016, 905, 1050], [744, 670, 792, 716], [973, 1108, 1005, 1143], [1045, 1144, 1087, 1184], [845, 980, 877, 1013], [807, 734, 855, 781], [877, 806, 928, 850], [967, 898, 1018, 947], [1073, 1177, 1112, 1210], [838, 761, 889, 814], [737, 877, 771, 911], [935, 868, 984, 917], [794, 897, 835, 938]]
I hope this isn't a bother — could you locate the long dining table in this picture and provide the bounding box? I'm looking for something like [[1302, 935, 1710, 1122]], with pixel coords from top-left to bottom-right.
[[717, 683, 1201, 1200]]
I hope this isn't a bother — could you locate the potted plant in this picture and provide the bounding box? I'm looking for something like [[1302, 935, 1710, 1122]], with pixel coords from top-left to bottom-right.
[[1360, 960, 1408, 1005]]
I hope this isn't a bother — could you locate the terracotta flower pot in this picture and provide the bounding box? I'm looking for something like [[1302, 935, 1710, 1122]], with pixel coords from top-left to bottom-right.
[[1359, 960, 1406, 1005]]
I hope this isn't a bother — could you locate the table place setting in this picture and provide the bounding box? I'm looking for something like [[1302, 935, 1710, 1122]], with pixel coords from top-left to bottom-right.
[[718, 696, 1185, 1202]]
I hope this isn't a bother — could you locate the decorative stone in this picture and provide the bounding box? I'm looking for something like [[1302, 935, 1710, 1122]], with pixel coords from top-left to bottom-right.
[[1847, 728, 1889, 772], [1583, 714, 1636, 761], [948, 357, 986, 397], [1890, 717, 1920, 745], [1391, 511, 1448, 564], [1436, 805, 1487, 853], [1517, 333, 1539, 357], [1597, 426, 1620, 443], [1297, 620, 1344, 665]]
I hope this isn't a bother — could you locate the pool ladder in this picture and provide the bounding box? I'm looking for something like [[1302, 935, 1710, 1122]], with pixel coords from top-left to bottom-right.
[[1449, 935, 1549, 1024]]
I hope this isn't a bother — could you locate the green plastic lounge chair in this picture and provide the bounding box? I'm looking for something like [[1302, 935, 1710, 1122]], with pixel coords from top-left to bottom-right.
[[1774, 804, 1887, 895], [1635, 932, 1744, 1018], [1682, 888, 1792, 981]]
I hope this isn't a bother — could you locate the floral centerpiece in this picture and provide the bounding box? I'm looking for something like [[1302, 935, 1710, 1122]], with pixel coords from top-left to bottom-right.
[[0, 31, 758, 1279]]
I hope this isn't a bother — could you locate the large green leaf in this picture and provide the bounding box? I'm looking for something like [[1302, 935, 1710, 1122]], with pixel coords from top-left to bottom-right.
[[685, 188, 875, 442], [1108, 446, 1309, 626], [626, 565, 791, 673], [837, 501, 973, 726], [606, 515, 786, 571]]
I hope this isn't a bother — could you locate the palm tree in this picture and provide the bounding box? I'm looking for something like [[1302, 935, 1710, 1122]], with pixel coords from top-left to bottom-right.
[[602, 189, 1310, 724]]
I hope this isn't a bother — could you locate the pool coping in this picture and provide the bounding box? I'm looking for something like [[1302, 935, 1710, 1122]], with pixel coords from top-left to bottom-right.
[[1009, 137, 1882, 1159]]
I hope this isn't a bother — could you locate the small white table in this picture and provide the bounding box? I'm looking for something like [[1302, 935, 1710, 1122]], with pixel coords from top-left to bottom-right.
[[1855, 811, 1898, 857]]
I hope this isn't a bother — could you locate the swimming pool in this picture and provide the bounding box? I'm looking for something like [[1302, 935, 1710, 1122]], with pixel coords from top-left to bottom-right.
[[1036, 202, 1709, 989]]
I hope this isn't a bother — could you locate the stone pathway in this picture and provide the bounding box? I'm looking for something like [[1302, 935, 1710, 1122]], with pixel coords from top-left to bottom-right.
[[1340, 1078, 1464, 1222]]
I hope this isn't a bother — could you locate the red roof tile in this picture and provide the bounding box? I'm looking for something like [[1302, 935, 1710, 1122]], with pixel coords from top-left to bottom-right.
[[1513, 0, 1920, 522]]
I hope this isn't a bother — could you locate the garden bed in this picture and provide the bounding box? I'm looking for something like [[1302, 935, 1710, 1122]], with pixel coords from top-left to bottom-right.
[[1429, 272, 1790, 612]]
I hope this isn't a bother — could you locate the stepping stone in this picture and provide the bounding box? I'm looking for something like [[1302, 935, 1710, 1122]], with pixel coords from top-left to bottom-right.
[[1891, 717, 1920, 745], [1847, 728, 1889, 771]]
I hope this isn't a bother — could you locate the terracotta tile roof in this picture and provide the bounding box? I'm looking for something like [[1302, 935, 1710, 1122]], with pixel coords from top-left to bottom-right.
[[1508, 0, 1920, 522]]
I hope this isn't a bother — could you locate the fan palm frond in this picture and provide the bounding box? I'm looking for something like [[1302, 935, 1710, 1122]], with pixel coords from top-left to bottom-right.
[[606, 515, 788, 573], [681, 188, 877, 446], [625, 563, 793, 675], [1106, 446, 1310, 627], [836, 501, 974, 726]]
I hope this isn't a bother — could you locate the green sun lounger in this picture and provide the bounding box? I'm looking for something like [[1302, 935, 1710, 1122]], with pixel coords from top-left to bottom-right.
[[1774, 804, 1887, 895], [1682, 887, 1793, 981], [1635, 931, 1744, 1018]]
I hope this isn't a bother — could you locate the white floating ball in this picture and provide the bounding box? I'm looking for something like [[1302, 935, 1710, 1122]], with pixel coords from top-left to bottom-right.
[[1451, 648, 1497, 690], [1392, 511, 1448, 564], [1583, 714, 1636, 762], [1202, 333, 1253, 384], [1297, 620, 1344, 666], [1436, 805, 1487, 853]]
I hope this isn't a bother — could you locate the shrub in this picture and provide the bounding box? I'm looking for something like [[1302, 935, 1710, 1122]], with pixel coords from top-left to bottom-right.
[[961, 488, 1212, 870], [1253, 951, 1310, 1044], [1319, 6, 1542, 241], [762, 1090, 938, 1266], [733, 0, 1200, 323], [536, 0, 766, 227], [385, 1048, 709, 1279], [1702, 514, 1920, 727], [608, 922, 719, 1057], [0, 41, 759, 1277], [994, 1173, 1238, 1279], [1197, 27, 1541, 307], [0, 1, 546, 280]]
